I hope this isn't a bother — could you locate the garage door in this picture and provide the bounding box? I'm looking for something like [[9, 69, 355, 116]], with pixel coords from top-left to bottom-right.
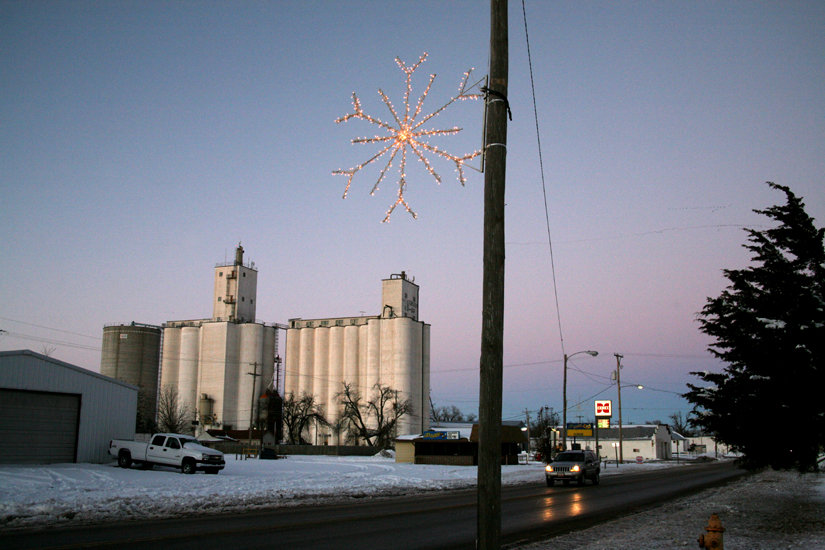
[[0, 388, 80, 464]]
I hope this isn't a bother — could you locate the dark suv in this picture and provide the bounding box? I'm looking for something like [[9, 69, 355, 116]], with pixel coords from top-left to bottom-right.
[[545, 450, 600, 486]]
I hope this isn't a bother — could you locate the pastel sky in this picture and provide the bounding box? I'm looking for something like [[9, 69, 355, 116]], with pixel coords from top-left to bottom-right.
[[2, 1, 823, 425]]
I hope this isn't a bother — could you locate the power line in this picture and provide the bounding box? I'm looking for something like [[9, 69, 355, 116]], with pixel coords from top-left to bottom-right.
[[521, 0, 566, 361], [0, 316, 101, 340]]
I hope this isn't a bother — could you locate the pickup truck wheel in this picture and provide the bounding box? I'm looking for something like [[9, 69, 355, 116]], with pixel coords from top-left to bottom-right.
[[117, 451, 132, 469], [181, 459, 196, 474]]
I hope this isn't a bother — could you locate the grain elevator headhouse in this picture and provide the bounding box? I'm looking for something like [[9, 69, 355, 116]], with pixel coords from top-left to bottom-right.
[[382, 271, 418, 321]]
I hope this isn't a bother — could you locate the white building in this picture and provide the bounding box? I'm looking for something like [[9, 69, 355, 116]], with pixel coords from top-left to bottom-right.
[[285, 272, 430, 444], [568, 424, 674, 462], [160, 245, 276, 432]]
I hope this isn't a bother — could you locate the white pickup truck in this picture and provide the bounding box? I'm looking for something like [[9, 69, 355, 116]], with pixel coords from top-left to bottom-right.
[[109, 433, 225, 474]]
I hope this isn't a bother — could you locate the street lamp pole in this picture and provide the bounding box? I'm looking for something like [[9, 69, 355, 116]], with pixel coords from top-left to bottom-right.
[[562, 350, 598, 450]]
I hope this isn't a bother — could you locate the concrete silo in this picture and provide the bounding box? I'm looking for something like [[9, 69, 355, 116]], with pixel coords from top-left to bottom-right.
[[100, 323, 162, 431], [284, 272, 430, 445]]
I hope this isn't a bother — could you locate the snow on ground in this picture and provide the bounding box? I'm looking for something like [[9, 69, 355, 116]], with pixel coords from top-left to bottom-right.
[[1, 454, 823, 549], [0, 454, 685, 530], [513, 468, 825, 549]]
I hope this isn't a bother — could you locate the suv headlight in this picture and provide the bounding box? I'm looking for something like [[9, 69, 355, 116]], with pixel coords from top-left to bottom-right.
[[545, 465, 554, 472], [571, 465, 580, 472]]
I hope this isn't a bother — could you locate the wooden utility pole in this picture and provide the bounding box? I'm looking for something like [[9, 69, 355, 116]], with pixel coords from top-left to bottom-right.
[[615, 353, 624, 463], [248, 362, 261, 445], [478, 0, 508, 548], [523, 408, 531, 455]]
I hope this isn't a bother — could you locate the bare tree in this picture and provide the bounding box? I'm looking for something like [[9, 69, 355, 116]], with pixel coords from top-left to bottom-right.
[[135, 390, 158, 434], [339, 383, 412, 448], [282, 392, 328, 445], [431, 404, 477, 423], [156, 385, 193, 434], [531, 406, 561, 461], [669, 412, 696, 436]]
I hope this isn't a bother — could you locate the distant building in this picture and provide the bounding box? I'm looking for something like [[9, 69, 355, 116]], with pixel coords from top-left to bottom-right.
[[285, 272, 430, 444], [160, 245, 276, 433], [568, 424, 673, 461]]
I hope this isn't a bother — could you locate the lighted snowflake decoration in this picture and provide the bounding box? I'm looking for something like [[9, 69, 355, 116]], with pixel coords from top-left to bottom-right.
[[333, 53, 482, 222]]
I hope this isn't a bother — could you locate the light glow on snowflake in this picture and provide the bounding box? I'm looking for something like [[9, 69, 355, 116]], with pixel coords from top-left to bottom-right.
[[333, 53, 482, 222]]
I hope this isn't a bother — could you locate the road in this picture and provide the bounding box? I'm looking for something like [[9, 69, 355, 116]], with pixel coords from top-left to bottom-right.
[[1, 461, 746, 550]]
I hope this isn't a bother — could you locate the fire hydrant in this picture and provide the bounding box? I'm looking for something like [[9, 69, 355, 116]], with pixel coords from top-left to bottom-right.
[[697, 513, 725, 549]]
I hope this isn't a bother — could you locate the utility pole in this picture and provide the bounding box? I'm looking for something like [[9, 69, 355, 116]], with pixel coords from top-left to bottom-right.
[[524, 408, 531, 455], [248, 362, 261, 446], [477, 0, 508, 548], [614, 353, 624, 463]]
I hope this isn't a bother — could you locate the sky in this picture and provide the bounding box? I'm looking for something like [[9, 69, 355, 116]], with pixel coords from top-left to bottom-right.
[[2, 1, 824, 426]]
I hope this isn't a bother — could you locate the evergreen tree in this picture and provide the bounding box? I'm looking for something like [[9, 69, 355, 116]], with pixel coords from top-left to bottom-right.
[[685, 183, 825, 471]]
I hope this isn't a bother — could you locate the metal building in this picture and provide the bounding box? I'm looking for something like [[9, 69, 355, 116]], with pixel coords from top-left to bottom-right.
[[100, 322, 161, 430], [0, 350, 137, 464]]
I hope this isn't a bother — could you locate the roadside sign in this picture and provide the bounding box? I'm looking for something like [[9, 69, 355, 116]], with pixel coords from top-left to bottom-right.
[[595, 400, 612, 417], [566, 423, 593, 437], [597, 418, 610, 429]]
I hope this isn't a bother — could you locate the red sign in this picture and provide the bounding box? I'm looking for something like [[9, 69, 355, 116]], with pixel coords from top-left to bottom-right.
[[595, 400, 612, 417]]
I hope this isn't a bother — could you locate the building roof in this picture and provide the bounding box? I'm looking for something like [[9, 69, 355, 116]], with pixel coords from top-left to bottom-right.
[[0, 349, 138, 390]]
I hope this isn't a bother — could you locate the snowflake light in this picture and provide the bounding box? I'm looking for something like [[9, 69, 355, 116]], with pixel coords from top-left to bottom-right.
[[333, 53, 482, 222]]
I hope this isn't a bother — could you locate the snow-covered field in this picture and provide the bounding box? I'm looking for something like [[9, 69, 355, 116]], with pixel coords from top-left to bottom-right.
[[1, 454, 823, 549]]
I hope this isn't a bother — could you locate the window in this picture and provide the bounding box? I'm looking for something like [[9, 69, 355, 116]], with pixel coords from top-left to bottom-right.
[[218, 297, 222, 302], [151, 435, 166, 446], [167, 438, 181, 449], [219, 272, 223, 277]]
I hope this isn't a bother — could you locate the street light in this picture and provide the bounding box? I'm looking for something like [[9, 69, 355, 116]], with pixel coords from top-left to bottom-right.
[[562, 350, 599, 450]]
